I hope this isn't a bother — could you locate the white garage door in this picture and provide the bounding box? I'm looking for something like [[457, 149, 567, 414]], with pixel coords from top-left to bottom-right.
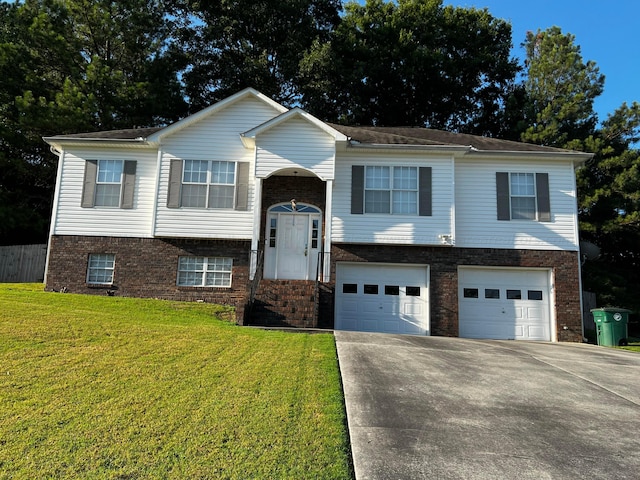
[[335, 263, 429, 335], [458, 268, 552, 341]]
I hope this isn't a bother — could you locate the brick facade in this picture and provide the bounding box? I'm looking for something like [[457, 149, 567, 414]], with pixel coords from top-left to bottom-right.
[[46, 235, 582, 342], [46, 236, 251, 318]]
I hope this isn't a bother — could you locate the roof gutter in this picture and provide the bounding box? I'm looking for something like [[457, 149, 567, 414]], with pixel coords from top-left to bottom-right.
[[43, 136, 149, 143], [42, 136, 159, 151], [467, 147, 593, 164], [348, 142, 472, 153]]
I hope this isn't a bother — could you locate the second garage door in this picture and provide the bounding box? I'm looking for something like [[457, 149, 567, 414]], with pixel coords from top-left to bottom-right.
[[335, 263, 430, 335], [458, 267, 552, 341]]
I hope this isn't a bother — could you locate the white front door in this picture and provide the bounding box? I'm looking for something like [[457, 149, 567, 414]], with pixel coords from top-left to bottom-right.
[[263, 204, 322, 280], [276, 213, 310, 279]]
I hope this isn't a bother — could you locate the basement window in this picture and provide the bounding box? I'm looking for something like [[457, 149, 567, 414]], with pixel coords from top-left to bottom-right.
[[87, 253, 115, 285], [177, 256, 232, 287]]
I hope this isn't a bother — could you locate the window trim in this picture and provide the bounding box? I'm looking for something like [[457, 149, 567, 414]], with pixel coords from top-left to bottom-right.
[[496, 172, 550, 222], [81, 159, 136, 209], [95, 159, 124, 207], [181, 160, 237, 209], [364, 165, 418, 214], [86, 253, 115, 285], [351, 165, 432, 216], [167, 159, 249, 211], [176, 256, 233, 288]]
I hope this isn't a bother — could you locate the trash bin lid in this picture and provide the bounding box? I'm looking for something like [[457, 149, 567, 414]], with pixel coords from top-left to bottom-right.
[[590, 307, 632, 313]]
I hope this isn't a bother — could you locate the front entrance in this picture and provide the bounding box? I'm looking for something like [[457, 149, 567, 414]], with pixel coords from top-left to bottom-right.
[[263, 203, 321, 280]]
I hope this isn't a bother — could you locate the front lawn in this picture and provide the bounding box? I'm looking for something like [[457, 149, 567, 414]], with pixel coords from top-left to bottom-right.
[[0, 284, 352, 479]]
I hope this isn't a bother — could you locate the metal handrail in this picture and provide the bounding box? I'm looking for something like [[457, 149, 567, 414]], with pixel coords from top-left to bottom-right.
[[247, 248, 264, 310]]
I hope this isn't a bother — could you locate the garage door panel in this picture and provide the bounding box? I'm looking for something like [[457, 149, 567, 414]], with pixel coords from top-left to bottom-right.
[[528, 325, 545, 339], [404, 303, 422, 315], [459, 268, 551, 341], [527, 307, 543, 319], [336, 263, 429, 335]]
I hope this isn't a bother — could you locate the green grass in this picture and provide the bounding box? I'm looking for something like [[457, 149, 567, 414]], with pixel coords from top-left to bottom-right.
[[619, 336, 640, 352], [0, 284, 352, 479]]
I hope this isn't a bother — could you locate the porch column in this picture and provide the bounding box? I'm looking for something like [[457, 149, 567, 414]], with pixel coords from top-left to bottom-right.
[[250, 177, 263, 280], [323, 179, 333, 282]]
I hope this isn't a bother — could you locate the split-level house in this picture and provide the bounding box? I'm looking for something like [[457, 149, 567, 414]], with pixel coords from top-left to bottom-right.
[[44, 88, 591, 341]]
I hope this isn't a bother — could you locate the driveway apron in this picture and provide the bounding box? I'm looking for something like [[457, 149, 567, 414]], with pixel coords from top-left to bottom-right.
[[335, 331, 640, 480]]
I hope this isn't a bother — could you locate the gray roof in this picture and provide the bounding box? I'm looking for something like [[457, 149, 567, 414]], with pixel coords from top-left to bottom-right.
[[47, 124, 577, 154], [328, 124, 573, 153], [47, 127, 163, 141]]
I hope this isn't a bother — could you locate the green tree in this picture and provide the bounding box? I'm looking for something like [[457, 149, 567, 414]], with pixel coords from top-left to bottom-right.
[[520, 26, 640, 310], [520, 27, 604, 147], [171, 0, 341, 110], [578, 103, 640, 309], [298, 0, 519, 133], [0, 0, 186, 244]]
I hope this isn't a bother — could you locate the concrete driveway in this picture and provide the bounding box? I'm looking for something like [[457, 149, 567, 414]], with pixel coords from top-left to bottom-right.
[[335, 331, 640, 480]]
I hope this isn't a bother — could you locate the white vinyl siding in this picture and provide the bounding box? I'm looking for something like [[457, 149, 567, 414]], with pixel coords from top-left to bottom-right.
[[332, 150, 453, 245], [455, 157, 579, 250], [155, 96, 282, 238], [254, 117, 336, 180], [52, 147, 156, 237]]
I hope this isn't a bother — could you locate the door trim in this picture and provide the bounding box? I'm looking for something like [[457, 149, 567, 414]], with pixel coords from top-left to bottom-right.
[[264, 203, 322, 280]]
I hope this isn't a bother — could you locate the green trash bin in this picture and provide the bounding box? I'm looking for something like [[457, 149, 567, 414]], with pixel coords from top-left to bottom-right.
[[591, 308, 630, 346]]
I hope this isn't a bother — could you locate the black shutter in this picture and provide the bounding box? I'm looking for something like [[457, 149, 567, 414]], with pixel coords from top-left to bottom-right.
[[536, 173, 551, 222], [418, 167, 432, 216], [496, 172, 510, 220], [351, 166, 364, 214]]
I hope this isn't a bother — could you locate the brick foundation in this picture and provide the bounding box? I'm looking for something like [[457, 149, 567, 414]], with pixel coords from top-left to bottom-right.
[[46, 235, 251, 319], [46, 235, 582, 341]]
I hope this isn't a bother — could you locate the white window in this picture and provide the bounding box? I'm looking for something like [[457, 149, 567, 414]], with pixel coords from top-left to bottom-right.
[[177, 256, 233, 287], [87, 254, 115, 284], [365, 166, 418, 214], [510, 173, 536, 220], [95, 160, 123, 207], [181, 160, 236, 209]]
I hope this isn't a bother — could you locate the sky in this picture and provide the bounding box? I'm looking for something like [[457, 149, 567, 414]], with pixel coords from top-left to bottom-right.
[[443, 0, 640, 123]]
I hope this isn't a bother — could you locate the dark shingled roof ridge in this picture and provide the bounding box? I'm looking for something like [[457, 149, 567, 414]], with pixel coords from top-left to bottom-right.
[[48, 127, 163, 140], [49, 123, 579, 154], [328, 124, 575, 153]]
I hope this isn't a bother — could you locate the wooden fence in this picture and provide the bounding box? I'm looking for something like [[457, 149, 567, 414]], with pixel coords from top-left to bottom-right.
[[0, 244, 47, 283]]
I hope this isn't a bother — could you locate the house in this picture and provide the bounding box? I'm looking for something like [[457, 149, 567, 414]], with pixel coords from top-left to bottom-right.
[[43, 88, 591, 341]]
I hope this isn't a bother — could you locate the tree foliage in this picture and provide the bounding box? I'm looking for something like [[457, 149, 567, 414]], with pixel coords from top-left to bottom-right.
[[0, 0, 186, 244], [521, 27, 604, 147], [171, 0, 342, 110], [298, 0, 519, 133], [520, 26, 640, 310]]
